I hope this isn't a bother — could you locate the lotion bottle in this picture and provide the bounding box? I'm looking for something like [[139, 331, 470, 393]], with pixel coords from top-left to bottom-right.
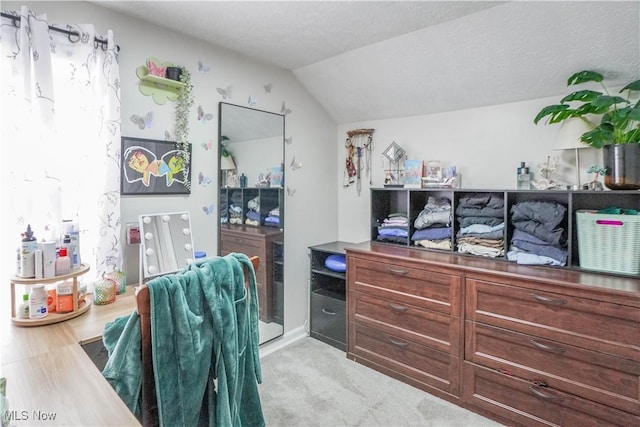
[[29, 285, 48, 319], [55, 247, 71, 276], [17, 294, 30, 319], [19, 224, 38, 278]]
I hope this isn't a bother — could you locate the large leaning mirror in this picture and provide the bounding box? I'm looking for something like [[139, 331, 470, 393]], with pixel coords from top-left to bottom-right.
[[218, 102, 285, 345]]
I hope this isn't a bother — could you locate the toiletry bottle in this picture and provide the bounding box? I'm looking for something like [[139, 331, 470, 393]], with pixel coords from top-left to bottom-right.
[[17, 294, 30, 319], [29, 285, 48, 319], [62, 220, 81, 268], [240, 173, 247, 188], [57, 280, 74, 313], [517, 162, 531, 190], [19, 224, 38, 278], [55, 247, 71, 276]]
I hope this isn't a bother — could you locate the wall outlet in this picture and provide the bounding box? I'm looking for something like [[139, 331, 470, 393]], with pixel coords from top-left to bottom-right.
[[126, 223, 140, 245]]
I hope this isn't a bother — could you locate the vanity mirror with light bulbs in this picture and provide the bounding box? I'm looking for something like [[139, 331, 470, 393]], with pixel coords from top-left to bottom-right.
[[139, 211, 195, 284], [218, 102, 285, 344]]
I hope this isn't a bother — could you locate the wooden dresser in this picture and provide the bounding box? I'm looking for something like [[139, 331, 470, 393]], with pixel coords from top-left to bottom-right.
[[220, 224, 283, 322], [346, 242, 640, 427]]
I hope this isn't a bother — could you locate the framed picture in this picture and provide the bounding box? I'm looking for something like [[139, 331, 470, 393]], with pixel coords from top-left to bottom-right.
[[425, 160, 442, 183], [403, 159, 423, 189], [121, 136, 191, 195]]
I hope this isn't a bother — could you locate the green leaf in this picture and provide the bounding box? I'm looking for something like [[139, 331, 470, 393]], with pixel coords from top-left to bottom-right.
[[628, 102, 640, 122], [560, 90, 601, 103], [591, 95, 628, 108], [580, 124, 614, 148], [567, 70, 603, 86], [620, 79, 640, 93], [534, 104, 569, 124]]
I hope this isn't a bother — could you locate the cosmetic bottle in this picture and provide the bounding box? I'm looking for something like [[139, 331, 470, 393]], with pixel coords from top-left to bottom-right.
[[19, 224, 38, 278], [17, 294, 30, 319], [517, 162, 531, 190], [29, 285, 48, 319], [240, 173, 247, 188], [55, 247, 71, 276]]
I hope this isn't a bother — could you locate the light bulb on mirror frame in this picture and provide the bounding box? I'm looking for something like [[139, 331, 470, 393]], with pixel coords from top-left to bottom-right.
[[186, 258, 194, 265], [145, 232, 153, 240], [181, 213, 189, 221], [146, 248, 154, 256], [182, 228, 190, 235], [143, 216, 151, 224], [162, 215, 171, 222], [147, 265, 157, 275], [185, 243, 192, 251]]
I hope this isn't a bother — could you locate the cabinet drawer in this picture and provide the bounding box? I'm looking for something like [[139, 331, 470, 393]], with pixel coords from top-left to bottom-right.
[[311, 291, 345, 349], [466, 278, 640, 361], [349, 322, 459, 396], [465, 321, 640, 415], [351, 291, 458, 355], [462, 362, 639, 427], [349, 257, 460, 315]]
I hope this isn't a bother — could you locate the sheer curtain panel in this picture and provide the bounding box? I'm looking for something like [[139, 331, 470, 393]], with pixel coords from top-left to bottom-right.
[[1, 6, 122, 283]]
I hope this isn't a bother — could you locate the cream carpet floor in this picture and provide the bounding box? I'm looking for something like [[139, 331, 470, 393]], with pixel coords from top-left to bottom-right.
[[258, 337, 503, 427]]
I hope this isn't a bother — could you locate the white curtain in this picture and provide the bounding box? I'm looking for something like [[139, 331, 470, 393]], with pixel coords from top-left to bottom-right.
[[1, 6, 122, 282]]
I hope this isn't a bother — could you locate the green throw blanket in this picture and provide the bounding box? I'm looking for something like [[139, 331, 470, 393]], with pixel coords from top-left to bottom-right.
[[102, 253, 264, 427]]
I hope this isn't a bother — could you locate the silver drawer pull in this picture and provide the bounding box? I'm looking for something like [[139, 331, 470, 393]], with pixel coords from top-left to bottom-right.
[[529, 385, 564, 403], [530, 339, 566, 354], [387, 303, 408, 312], [387, 267, 409, 275], [321, 308, 336, 315], [387, 337, 409, 348], [530, 293, 567, 306]]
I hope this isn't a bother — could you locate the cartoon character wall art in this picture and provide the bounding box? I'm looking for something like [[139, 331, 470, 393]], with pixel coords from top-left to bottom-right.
[[120, 137, 191, 195]]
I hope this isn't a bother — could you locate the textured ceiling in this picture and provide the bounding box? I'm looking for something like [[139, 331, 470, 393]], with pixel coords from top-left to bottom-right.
[[94, 1, 640, 124]]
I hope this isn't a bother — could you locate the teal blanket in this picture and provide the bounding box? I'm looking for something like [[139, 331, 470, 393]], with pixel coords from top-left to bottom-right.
[[102, 253, 264, 427]]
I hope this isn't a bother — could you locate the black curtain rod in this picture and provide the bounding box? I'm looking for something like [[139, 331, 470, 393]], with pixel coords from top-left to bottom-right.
[[1, 12, 120, 52]]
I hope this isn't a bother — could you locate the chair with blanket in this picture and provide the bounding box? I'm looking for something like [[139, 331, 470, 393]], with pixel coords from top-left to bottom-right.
[[135, 255, 261, 427]]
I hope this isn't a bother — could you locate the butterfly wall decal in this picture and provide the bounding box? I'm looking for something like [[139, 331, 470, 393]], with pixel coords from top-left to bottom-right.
[[203, 204, 215, 215], [264, 83, 272, 93], [198, 60, 210, 73], [290, 156, 303, 170], [130, 112, 153, 130], [286, 187, 296, 197], [201, 140, 213, 150], [217, 86, 232, 100], [281, 101, 292, 115], [147, 61, 166, 78], [285, 136, 293, 145], [248, 96, 257, 107], [198, 172, 212, 187], [197, 105, 214, 123]]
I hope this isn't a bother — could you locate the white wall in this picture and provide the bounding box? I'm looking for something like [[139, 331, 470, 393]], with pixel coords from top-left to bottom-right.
[[6, 1, 339, 335], [336, 97, 602, 244]]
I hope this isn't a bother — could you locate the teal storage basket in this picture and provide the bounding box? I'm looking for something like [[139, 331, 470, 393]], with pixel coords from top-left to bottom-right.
[[576, 210, 640, 275]]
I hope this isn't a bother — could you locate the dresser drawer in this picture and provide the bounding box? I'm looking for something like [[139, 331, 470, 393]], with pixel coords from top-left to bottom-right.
[[351, 291, 459, 355], [465, 321, 640, 415], [310, 291, 346, 350], [466, 278, 640, 360], [349, 257, 460, 316], [349, 322, 460, 397], [462, 362, 639, 427]]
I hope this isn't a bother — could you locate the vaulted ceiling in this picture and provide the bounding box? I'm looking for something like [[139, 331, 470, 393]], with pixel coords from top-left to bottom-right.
[[94, 1, 640, 124]]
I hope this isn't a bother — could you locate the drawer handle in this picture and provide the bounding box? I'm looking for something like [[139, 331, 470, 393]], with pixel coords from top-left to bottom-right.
[[387, 337, 409, 348], [321, 308, 336, 316], [530, 339, 566, 354], [387, 303, 408, 312], [529, 385, 564, 403], [530, 293, 567, 306], [387, 267, 409, 275]]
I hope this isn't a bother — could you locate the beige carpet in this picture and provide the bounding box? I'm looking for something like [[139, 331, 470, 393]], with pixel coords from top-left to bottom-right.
[[258, 337, 503, 427]]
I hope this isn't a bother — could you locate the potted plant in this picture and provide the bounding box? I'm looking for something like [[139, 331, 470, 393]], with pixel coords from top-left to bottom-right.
[[534, 70, 640, 189], [174, 66, 193, 189]]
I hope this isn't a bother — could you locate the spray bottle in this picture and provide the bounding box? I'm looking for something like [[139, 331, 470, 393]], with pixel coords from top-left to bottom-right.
[[19, 225, 38, 278]]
